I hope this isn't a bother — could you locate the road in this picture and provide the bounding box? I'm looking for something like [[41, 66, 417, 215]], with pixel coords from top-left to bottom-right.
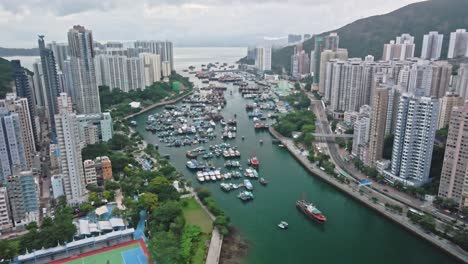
[[308, 95, 465, 226]]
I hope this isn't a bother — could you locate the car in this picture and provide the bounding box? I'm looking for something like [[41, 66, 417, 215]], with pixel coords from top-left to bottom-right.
[[383, 189, 388, 192]]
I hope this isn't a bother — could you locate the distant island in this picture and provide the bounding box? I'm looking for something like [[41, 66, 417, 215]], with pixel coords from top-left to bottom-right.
[[0, 47, 39, 56]]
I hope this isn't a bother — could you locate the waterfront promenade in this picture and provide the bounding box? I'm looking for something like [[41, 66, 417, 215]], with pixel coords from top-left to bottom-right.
[[269, 127, 468, 263]]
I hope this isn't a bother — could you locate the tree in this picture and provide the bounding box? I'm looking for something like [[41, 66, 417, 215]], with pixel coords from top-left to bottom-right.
[[81, 143, 110, 161], [104, 180, 120, 191], [88, 192, 101, 205], [148, 231, 182, 264], [103, 190, 115, 201], [195, 187, 212, 201], [79, 202, 94, 214], [151, 201, 182, 231], [138, 193, 159, 212], [304, 82, 312, 92], [294, 83, 301, 90], [108, 134, 132, 150], [0, 240, 18, 261]]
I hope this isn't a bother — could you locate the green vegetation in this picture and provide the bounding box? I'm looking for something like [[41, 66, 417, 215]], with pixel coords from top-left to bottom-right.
[[0, 57, 13, 98], [385, 203, 403, 215], [261, 0, 468, 72], [274, 110, 316, 143], [407, 211, 436, 232], [182, 198, 213, 233], [99, 73, 193, 119], [195, 187, 231, 235], [282, 90, 311, 110], [17, 196, 76, 254]]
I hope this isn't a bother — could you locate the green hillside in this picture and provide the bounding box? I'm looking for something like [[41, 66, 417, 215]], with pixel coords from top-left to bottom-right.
[[0, 57, 13, 98], [268, 0, 468, 73]]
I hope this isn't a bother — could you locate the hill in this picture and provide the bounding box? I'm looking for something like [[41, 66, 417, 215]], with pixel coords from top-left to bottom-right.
[[0, 57, 13, 98], [266, 0, 468, 73]]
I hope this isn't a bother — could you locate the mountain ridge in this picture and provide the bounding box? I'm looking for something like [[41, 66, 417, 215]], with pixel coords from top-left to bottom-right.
[[269, 0, 468, 73]]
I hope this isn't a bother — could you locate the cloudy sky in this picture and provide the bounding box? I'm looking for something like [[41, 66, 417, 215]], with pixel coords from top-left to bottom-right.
[[0, 0, 423, 48]]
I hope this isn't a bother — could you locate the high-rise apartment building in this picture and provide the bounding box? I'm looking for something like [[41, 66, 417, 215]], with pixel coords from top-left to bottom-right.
[[366, 85, 390, 166], [407, 60, 433, 97], [438, 102, 468, 208], [430, 61, 452, 98], [312, 36, 324, 84], [162, 61, 171, 78], [325, 58, 375, 113], [38, 35, 60, 133], [140, 53, 161, 87], [134, 40, 174, 71], [68, 25, 101, 114], [438, 92, 463, 129], [448, 29, 468, 59], [0, 95, 36, 169], [455, 63, 468, 101], [76, 112, 113, 144], [6, 170, 40, 224], [382, 34, 415, 61], [11, 60, 38, 147], [388, 94, 439, 186], [55, 93, 87, 204], [47, 42, 69, 71], [0, 187, 12, 230], [291, 49, 311, 77], [318, 49, 348, 94], [421, 31, 443, 60], [351, 105, 371, 157], [0, 110, 28, 181], [255, 47, 272, 72], [324, 33, 339, 51]]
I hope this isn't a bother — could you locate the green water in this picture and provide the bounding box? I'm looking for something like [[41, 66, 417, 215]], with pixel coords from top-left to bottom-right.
[[133, 81, 459, 264]]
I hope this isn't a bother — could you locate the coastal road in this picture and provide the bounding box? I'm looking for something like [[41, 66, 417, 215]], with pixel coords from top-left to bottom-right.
[[309, 98, 425, 207]]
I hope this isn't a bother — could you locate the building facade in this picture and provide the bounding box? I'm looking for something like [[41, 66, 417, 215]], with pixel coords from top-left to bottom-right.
[[388, 94, 439, 186], [421, 31, 443, 60], [448, 29, 468, 59], [55, 93, 87, 204], [438, 102, 468, 208], [68, 25, 101, 114], [255, 47, 272, 72]]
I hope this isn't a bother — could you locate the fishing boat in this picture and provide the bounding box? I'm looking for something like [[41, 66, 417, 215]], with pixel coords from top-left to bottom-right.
[[244, 179, 253, 190], [186, 151, 197, 159], [220, 183, 232, 191], [196, 171, 205, 182], [249, 157, 259, 169], [260, 178, 268, 185], [278, 221, 289, 229], [186, 160, 197, 170], [296, 200, 327, 224], [238, 191, 254, 201]]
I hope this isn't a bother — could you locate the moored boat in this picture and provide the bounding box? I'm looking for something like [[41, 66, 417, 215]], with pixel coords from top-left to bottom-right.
[[238, 191, 254, 201], [249, 157, 259, 168], [296, 200, 327, 223]]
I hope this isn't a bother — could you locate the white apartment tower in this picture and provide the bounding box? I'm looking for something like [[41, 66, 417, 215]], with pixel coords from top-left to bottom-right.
[[382, 34, 415, 61], [55, 93, 87, 204], [68, 25, 101, 114], [421, 31, 443, 60], [389, 94, 439, 186], [140, 53, 161, 87], [255, 47, 272, 72], [455, 63, 468, 101], [448, 29, 468, 59]]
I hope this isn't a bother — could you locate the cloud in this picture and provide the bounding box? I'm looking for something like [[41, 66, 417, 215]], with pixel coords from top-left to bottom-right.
[[0, 0, 424, 47]]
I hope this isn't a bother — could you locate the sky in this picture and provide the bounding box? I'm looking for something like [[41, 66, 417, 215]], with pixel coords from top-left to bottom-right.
[[0, 0, 424, 48]]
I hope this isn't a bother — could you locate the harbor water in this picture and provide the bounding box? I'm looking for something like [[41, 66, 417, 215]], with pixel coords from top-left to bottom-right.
[[132, 47, 458, 264]]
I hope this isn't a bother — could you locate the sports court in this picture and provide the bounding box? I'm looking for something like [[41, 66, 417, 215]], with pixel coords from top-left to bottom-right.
[[50, 239, 149, 264]]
